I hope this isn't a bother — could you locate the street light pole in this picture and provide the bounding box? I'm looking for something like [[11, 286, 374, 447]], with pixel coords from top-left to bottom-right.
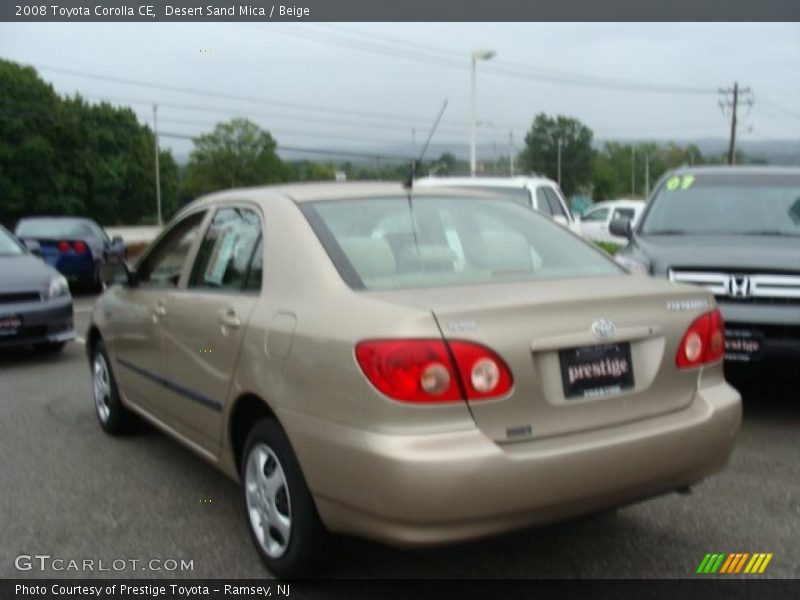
[[557, 138, 563, 186], [153, 104, 162, 226], [469, 49, 495, 177]]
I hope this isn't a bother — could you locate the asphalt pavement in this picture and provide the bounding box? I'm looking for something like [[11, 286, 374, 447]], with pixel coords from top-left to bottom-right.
[[1, 293, 798, 579]]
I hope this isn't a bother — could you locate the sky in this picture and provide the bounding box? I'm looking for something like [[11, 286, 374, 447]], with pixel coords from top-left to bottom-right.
[[2, 22, 799, 162]]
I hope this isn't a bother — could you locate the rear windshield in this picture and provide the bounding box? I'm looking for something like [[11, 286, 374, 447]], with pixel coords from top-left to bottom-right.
[[16, 219, 95, 239], [302, 196, 621, 290], [641, 173, 800, 237]]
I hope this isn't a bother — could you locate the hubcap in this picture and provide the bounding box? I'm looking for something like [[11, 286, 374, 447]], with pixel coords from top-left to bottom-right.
[[244, 443, 292, 559], [93, 354, 112, 423]]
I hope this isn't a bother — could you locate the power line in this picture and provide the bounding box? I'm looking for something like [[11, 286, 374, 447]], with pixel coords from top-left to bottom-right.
[[31, 63, 463, 124], [255, 23, 717, 96], [756, 97, 800, 120]]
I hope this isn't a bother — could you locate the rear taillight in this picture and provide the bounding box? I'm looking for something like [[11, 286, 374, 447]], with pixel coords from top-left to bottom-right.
[[355, 339, 513, 403], [73, 241, 87, 254], [676, 309, 725, 369], [448, 341, 514, 400], [57, 241, 71, 253]]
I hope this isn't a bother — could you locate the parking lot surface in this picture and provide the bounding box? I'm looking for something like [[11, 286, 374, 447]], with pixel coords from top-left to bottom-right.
[[1, 294, 798, 579]]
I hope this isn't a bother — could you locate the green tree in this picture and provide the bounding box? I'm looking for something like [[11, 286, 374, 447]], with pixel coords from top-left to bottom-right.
[[181, 118, 285, 198], [517, 114, 594, 196], [0, 59, 180, 226], [0, 59, 67, 226]]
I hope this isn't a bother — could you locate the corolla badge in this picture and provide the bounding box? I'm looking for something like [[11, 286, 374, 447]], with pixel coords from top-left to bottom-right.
[[591, 318, 616, 341]]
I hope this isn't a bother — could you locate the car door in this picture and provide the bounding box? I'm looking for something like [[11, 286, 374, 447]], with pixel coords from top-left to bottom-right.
[[579, 207, 610, 242], [157, 205, 264, 455], [109, 210, 208, 421]]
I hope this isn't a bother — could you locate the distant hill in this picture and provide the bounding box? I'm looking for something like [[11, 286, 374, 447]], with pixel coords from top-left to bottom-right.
[[172, 138, 800, 167]]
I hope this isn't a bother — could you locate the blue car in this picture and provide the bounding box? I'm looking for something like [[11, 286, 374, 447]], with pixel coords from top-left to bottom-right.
[[15, 217, 126, 291]]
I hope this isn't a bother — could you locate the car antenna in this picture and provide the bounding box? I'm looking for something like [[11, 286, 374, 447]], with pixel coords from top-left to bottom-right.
[[403, 99, 448, 190]]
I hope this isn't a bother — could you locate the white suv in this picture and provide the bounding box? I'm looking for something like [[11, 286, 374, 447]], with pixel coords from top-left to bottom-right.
[[414, 176, 582, 236]]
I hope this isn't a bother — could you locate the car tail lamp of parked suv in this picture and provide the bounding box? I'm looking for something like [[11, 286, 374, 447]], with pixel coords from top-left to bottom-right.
[[355, 339, 514, 403], [676, 309, 725, 369]]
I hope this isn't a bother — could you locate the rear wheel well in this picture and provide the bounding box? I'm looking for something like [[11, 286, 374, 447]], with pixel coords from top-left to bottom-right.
[[230, 394, 277, 475]]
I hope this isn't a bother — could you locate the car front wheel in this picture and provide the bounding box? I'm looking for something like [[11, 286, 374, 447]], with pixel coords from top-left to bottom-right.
[[242, 418, 334, 578]]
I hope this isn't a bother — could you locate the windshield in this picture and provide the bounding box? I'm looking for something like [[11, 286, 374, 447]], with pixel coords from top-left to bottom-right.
[[0, 228, 24, 257], [16, 219, 95, 239], [641, 173, 800, 236], [302, 195, 621, 291]]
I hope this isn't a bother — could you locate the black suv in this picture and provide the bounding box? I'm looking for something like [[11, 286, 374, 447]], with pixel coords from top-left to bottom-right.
[[613, 166, 800, 365]]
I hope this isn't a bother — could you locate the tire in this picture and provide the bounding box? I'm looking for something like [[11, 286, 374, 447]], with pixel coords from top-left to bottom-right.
[[33, 342, 66, 354], [91, 340, 133, 435], [241, 418, 335, 578]]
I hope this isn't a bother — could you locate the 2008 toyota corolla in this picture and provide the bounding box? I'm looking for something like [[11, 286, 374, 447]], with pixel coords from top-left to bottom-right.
[[86, 183, 741, 577]]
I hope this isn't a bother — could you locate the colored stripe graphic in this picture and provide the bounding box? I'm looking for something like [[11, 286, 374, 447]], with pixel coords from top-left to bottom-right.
[[697, 554, 712, 574], [699, 553, 773, 575], [758, 554, 773, 573]]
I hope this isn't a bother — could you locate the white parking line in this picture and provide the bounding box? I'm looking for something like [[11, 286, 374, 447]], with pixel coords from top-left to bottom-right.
[[74, 306, 94, 314], [75, 337, 86, 345]]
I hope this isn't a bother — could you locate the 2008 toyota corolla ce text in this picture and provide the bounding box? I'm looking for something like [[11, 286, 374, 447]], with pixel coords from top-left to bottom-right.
[[86, 183, 741, 577]]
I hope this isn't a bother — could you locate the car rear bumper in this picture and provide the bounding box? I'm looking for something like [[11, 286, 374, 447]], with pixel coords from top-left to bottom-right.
[[284, 380, 741, 546], [0, 296, 75, 348], [43, 254, 96, 284]]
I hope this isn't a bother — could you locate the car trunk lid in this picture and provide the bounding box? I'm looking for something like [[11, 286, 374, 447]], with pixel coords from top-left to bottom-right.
[[366, 275, 711, 442]]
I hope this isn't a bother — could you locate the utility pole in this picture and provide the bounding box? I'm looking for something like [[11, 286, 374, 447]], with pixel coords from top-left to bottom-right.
[[508, 130, 514, 176], [153, 104, 162, 226], [631, 145, 635, 197], [719, 82, 753, 165]]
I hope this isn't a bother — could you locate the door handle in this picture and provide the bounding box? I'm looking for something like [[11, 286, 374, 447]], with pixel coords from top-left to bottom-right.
[[220, 310, 241, 330]]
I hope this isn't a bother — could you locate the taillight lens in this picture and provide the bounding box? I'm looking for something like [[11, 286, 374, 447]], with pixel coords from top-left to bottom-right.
[[448, 341, 514, 399], [676, 309, 725, 369], [57, 241, 71, 253], [73, 241, 87, 254], [355, 340, 461, 403], [355, 339, 513, 403]]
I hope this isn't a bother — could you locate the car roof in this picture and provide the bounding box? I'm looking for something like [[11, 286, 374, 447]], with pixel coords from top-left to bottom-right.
[[181, 181, 510, 216], [414, 176, 557, 188], [668, 165, 800, 177]]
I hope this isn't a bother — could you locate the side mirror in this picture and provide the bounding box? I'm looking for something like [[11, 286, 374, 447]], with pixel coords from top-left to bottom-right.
[[111, 235, 124, 247], [23, 239, 42, 256], [609, 218, 633, 240], [112, 261, 137, 287]]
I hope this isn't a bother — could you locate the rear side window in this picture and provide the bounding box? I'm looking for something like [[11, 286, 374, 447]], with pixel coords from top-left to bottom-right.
[[189, 207, 263, 292], [302, 196, 621, 290], [137, 212, 207, 288], [535, 188, 553, 216], [543, 187, 567, 219], [613, 208, 636, 221]]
